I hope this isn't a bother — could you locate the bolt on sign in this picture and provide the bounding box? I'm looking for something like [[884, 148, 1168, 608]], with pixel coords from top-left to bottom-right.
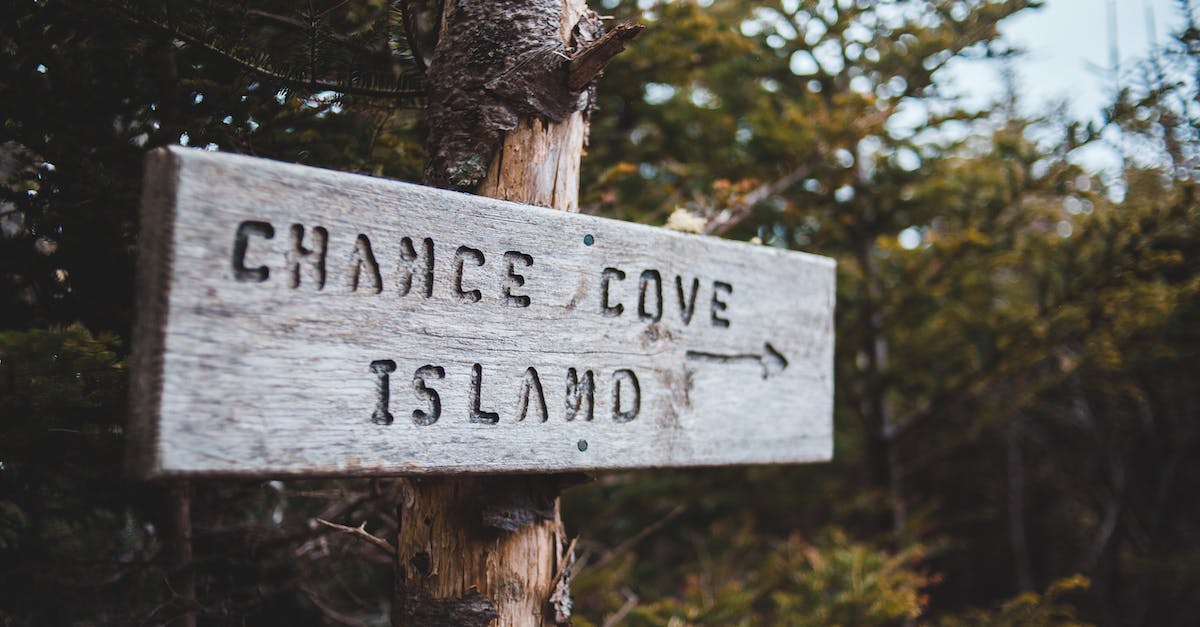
[[128, 147, 835, 477]]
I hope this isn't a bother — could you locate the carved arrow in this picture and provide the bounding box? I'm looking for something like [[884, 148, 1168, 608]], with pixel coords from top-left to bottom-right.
[[685, 342, 789, 380]]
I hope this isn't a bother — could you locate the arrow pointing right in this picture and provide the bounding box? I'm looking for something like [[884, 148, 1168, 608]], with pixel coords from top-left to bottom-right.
[[685, 341, 790, 380]]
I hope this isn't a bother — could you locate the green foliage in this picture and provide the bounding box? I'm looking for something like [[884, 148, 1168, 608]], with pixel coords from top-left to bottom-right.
[[764, 529, 928, 625], [573, 0, 1200, 624], [0, 324, 124, 415], [0, 326, 167, 622], [938, 575, 1092, 627], [2, 2, 421, 622], [572, 524, 928, 627]]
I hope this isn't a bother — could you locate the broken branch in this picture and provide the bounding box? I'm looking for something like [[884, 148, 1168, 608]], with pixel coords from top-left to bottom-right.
[[568, 21, 645, 90]]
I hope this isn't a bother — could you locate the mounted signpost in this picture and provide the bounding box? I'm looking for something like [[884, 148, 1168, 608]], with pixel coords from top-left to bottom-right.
[[129, 2, 835, 624], [130, 146, 834, 476]]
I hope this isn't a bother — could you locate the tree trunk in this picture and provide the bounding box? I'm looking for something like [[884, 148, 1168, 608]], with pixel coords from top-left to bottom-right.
[[393, 477, 572, 625], [1007, 413, 1033, 592], [477, 112, 587, 212], [394, 1, 597, 624], [857, 236, 906, 539]]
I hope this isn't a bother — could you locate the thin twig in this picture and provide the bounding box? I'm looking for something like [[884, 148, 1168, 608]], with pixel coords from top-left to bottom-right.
[[601, 589, 639, 627], [315, 0, 352, 21], [246, 8, 404, 61], [299, 585, 366, 627], [315, 518, 396, 556], [287, 489, 350, 499], [189, 31, 422, 99], [586, 504, 685, 573], [246, 9, 320, 38], [705, 164, 813, 237], [169, 483, 197, 627]]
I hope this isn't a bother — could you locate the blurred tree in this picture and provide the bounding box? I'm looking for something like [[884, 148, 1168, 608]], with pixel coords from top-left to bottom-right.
[[568, 1, 1199, 625]]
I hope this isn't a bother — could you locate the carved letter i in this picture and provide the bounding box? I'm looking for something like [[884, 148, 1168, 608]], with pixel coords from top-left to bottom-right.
[[370, 360, 397, 425]]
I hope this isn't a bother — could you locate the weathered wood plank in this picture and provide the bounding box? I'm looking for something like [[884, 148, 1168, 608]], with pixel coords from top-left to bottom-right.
[[129, 146, 835, 477]]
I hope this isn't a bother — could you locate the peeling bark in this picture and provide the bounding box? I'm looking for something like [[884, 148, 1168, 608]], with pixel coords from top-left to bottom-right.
[[424, 0, 602, 191], [567, 21, 644, 91], [396, 588, 500, 627], [549, 536, 578, 624]]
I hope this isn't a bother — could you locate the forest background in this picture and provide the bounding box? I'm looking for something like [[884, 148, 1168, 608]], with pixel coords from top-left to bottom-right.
[[2, 0, 1199, 624]]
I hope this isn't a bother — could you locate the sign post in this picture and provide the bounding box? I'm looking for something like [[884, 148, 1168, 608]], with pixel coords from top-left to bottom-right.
[[129, 5, 835, 625], [130, 145, 834, 624], [129, 147, 835, 478], [125, 2, 839, 622]]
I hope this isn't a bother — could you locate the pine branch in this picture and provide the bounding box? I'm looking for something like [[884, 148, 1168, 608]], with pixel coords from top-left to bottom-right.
[[398, 0, 428, 74], [246, 8, 404, 60], [112, 2, 426, 102], [183, 31, 425, 100]]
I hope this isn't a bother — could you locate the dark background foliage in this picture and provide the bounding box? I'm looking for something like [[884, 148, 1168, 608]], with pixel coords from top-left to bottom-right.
[[2, 0, 1199, 624]]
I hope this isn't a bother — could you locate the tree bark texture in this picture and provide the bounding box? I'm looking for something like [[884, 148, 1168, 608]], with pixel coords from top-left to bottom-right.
[[399, 1, 603, 624], [423, 0, 601, 210], [394, 476, 582, 625]]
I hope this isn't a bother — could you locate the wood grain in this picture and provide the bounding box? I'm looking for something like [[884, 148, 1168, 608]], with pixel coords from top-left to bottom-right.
[[129, 146, 835, 478]]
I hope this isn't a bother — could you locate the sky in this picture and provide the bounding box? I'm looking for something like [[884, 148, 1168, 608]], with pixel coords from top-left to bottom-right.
[[940, 0, 1188, 176]]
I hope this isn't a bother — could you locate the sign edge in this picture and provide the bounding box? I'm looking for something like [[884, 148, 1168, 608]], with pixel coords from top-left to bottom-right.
[[126, 148, 181, 480]]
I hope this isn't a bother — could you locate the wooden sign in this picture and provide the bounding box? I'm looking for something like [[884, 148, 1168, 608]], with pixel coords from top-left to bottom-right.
[[129, 147, 835, 477]]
